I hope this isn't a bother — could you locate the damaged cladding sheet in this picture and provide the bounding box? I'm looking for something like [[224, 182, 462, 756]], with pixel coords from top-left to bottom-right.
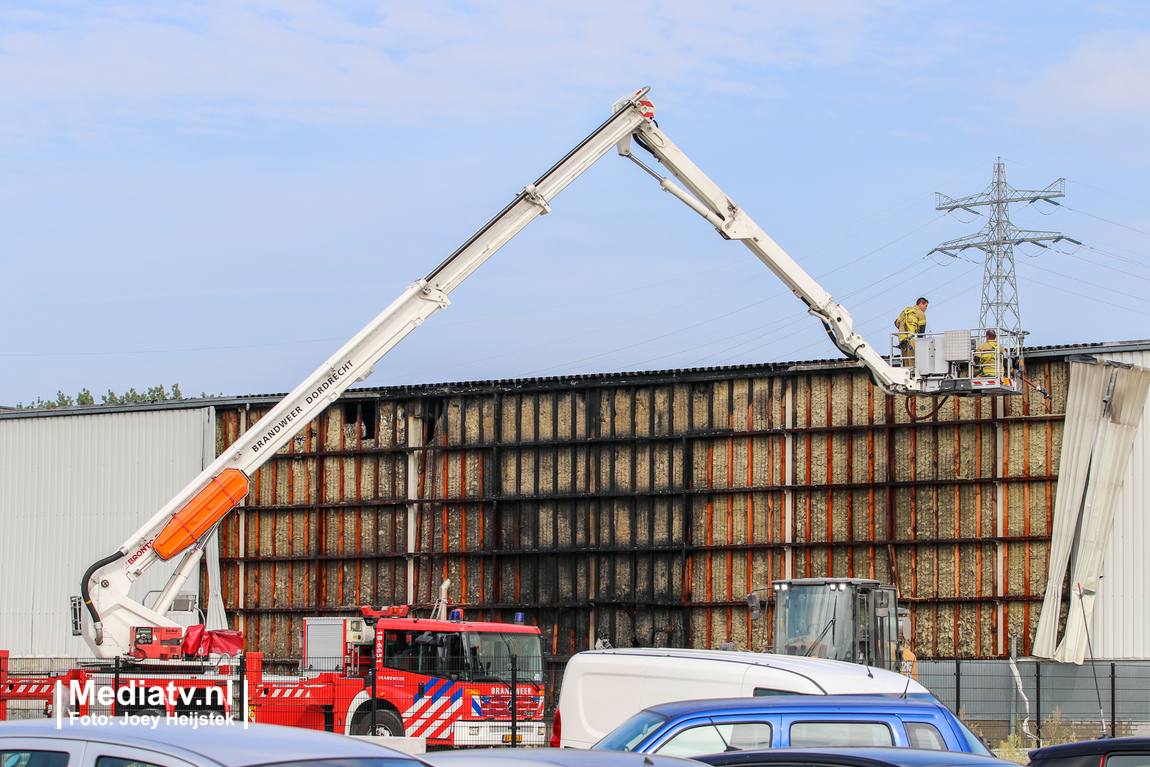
[[1032, 358, 1150, 663]]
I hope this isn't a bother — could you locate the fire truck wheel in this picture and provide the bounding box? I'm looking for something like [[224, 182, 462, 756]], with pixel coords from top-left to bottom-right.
[[351, 708, 404, 737]]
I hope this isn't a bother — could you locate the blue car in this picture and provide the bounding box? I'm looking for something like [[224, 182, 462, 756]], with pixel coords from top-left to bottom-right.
[[694, 746, 1016, 767], [591, 694, 992, 759], [694, 745, 1012, 767]]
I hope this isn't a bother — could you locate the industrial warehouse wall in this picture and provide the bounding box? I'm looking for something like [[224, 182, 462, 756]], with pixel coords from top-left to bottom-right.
[[211, 354, 1070, 661], [0, 406, 215, 656]]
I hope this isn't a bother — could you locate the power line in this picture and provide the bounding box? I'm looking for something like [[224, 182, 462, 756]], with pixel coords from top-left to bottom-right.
[[0, 337, 345, 358], [1024, 264, 1150, 305], [1020, 276, 1150, 318], [1058, 248, 1150, 284], [1003, 160, 1150, 211], [1055, 203, 1150, 239], [773, 265, 982, 363], [931, 158, 1072, 338]]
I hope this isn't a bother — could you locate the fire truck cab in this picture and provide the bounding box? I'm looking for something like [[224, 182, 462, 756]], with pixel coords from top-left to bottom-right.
[[287, 606, 546, 745]]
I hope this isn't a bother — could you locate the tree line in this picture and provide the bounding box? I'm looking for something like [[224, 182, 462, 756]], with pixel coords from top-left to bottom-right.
[[15, 384, 223, 409]]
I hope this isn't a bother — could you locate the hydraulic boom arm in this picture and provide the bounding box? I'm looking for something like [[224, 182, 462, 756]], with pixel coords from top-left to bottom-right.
[[616, 118, 914, 394], [80, 88, 921, 657]]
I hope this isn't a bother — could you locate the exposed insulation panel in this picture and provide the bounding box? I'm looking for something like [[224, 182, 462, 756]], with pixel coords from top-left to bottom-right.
[[213, 356, 1070, 660]]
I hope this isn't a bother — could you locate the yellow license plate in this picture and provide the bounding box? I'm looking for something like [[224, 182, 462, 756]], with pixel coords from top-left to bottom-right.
[[502, 734, 523, 743]]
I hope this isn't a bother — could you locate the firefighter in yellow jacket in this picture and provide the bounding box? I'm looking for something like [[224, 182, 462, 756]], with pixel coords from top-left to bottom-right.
[[894, 297, 928, 366], [976, 329, 998, 377]]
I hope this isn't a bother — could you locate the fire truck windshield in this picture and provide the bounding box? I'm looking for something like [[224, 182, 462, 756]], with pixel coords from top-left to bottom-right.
[[470, 631, 543, 685], [380, 627, 543, 686]]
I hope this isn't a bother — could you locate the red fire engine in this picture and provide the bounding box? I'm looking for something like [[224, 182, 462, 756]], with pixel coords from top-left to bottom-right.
[[255, 605, 546, 745], [1, 603, 545, 747]]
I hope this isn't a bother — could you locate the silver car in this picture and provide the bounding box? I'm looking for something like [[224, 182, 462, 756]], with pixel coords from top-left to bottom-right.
[[423, 747, 702, 767], [0, 720, 425, 767]]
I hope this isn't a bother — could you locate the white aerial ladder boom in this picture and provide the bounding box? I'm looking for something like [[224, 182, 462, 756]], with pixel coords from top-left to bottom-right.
[[79, 88, 1015, 658], [617, 115, 914, 394]]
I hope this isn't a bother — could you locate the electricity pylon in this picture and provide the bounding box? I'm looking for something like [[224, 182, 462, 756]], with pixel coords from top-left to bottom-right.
[[930, 158, 1077, 339]]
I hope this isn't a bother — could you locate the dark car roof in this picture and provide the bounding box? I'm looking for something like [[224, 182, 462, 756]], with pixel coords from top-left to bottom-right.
[[695, 746, 1015, 767], [1029, 737, 1150, 760], [423, 748, 697, 767], [0, 720, 417, 766], [644, 694, 947, 718]]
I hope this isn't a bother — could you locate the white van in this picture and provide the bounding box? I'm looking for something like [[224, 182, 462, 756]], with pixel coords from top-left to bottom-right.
[[553, 648, 932, 748]]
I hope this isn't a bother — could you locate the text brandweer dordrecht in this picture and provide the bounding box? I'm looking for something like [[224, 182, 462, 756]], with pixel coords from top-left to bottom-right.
[[251, 360, 354, 454]]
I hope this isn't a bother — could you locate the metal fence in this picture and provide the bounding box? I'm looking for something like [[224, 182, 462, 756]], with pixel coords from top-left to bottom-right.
[[915, 659, 1150, 745], [532, 656, 1150, 749], [0, 653, 548, 747], [6, 652, 1150, 749], [0, 654, 245, 723]]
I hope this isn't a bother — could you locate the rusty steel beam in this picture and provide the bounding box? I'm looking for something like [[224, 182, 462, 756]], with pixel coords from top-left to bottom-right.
[[251, 412, 1065, 459], [233, 474, 1057, 512], [220, 534, 1047, 564], [226, 591, 1045, 618]]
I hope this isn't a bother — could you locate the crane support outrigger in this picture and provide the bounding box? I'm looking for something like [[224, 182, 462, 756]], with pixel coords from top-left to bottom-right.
[[79, 87, 1021, 659]]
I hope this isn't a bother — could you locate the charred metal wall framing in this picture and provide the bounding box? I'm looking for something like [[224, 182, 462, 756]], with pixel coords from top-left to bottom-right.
[[213, 355, 1069, 660]]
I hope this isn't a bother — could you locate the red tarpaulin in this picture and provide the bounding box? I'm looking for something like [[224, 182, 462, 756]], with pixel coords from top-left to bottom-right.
[[181, 625, 244, 657]]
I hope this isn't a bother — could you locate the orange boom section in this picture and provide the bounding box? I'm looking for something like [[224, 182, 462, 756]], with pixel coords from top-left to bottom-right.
[[154, 468, 250, 560]]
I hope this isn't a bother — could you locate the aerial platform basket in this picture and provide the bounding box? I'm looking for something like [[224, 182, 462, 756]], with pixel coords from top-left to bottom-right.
[[891, 328, 1024, 397]]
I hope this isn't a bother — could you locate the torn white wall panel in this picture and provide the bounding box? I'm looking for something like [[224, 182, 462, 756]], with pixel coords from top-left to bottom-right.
[[1088, 349, 1150, 660], [1054, 362, 1150, 662], [1033, 360, 1109, 658], [1034, 359, 1150, 662]]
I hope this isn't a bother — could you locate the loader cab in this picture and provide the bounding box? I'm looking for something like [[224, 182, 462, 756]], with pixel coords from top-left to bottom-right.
[[766, 578, 910, 674]]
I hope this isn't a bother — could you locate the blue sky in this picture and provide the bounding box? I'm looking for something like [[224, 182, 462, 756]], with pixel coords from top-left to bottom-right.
[[3, 1, 1150, 406]]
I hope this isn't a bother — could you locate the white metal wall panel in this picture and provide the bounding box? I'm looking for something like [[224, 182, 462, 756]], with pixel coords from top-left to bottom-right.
[[0, 407, 214, 656], [1091, 350, 1150, 659], [1033, 361, 1110, 658]]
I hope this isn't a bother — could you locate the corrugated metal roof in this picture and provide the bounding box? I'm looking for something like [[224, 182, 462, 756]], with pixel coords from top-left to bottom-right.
[[6, 339, 1148, 414], [0, 407, 215, 655], [1024, 339, 1150, 357]]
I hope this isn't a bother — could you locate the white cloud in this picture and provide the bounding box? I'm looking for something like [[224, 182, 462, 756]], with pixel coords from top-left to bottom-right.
[[0, 0, 913, 131], [1028, 33, 1150, 119]]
